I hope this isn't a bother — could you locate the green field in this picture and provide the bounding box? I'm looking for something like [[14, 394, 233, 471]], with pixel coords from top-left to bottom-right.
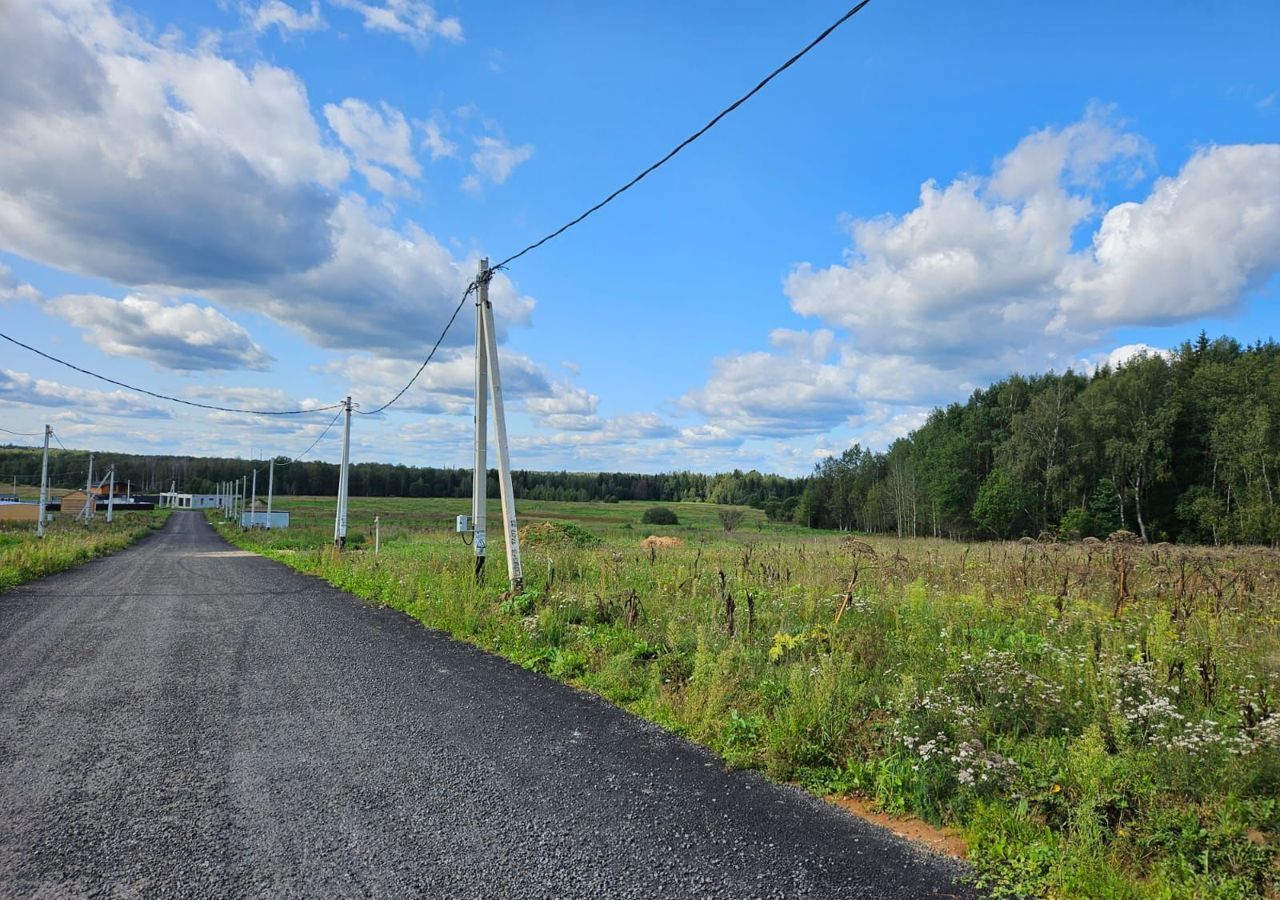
[[215, 495, 1280, 898], [0, 509, 171, 592]]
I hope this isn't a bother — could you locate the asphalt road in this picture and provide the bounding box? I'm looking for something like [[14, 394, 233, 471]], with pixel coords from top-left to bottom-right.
[[0, 511, 975, 898]]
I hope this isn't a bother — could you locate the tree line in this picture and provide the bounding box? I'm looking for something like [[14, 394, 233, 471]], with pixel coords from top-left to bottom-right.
[[796, 334, 1280, 544], [0, 446, 804, 511]]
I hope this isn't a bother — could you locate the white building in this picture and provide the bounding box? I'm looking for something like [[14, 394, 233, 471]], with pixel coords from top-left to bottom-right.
[[158, 492, 223, 509]]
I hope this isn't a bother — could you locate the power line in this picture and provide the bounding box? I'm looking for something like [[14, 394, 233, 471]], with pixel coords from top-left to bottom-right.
[[1, 4, 872, 426], [275, 408, 346, 466], [0, 332, 344, 416], [355, 281, 477, 416], [0, 426, 42, 437], [492, 0, 874, 271], [49, 430, 69, 452]]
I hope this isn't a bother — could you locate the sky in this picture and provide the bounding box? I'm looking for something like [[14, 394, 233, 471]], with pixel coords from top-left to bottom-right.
[[1, 0, 1278, 476]]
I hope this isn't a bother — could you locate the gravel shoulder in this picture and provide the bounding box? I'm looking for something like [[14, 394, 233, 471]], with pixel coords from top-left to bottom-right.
[[0, 511, 976, 899]]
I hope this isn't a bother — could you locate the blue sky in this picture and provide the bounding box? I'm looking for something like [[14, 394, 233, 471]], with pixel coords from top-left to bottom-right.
[[1, 0, 1278, 475]]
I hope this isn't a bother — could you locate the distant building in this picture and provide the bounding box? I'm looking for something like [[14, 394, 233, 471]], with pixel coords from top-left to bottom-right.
[[158, 492, 221, 509], [57, 489, 153, 513]]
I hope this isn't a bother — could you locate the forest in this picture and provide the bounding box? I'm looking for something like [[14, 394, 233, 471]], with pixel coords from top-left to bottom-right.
[[797, 334, 1280, 544], [4, 332, 1276, 544], [0, 444, 803, 511]]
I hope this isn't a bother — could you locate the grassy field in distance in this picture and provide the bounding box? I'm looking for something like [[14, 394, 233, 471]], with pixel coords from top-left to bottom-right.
[[214, 495, 1280, 899]]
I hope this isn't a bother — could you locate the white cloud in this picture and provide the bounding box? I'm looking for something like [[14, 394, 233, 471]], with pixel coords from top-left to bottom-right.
[[330, 0, 462, 47], [688, 110, 1280, 453], [1097, 343, 1173, 371], [463, 135, 534, 192], [1055, 144, 1280, 328], [45, 293, 273, 371], [526, 382, 598, 426], [0, 2, 347, 286], [324, 97, 421, 192], [209, 195, 534, 354], [0, 1, 536, 362], [419, 117, 457, 160], [0, 369, 171, 419], [249, 1, 324, 36], [319, 347, 553, 416], [0, 263, 41, 304], [681, 328, 862, 438]]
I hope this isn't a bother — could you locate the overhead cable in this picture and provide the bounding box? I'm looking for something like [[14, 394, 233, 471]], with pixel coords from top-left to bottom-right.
[[275, 408, 346, 466], [492, 0, 874, 271], [355, 281, 476, 416], [0, 332, 344, 416]]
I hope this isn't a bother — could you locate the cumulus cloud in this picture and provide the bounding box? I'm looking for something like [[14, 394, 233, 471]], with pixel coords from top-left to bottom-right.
[[330, 0, 462, 47], [249, 1, 324, 36], [462, 135, 534, 192], [525, 383, 598, 430], [0, 1, 346, 287], [1056, 144, 1280, 328], [1093, 343, 1174, 371], [45, 293, 273, 371], [324, 98, 421, 195], [788, 114, 1280, 366], [0, 370, 171, 419], [419, 117, 457, 160], [688, 110, 1280, 453], [0, 263, 41, 304], [682, 329, 863, 438], [0, 1, 535, 362], [320, 347, 553, 415], [786, 110, 1148, 361], [209, 196, 534, 353]]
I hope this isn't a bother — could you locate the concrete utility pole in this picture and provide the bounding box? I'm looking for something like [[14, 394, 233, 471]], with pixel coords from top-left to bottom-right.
[[37, 425, 50, 538], [106, 465, 115, 524], [333, 396, 352, 548], [81, 453, 95, 523], [241, 475, 247, 523], [267, 459, 275, 526], [472, 261, 490, 580], [374, 515, 380, 554], [472, 259, 524, 592], [250, 467, 258, 529]]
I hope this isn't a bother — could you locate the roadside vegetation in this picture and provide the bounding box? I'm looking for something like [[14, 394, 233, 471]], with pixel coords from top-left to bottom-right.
[[214, 496, 1280, 898], [0, 510, 170, 592]]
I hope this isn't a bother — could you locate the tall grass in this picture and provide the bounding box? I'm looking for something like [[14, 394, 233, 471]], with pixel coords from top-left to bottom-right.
[[214, 498, 1280, 898], [0, 510, 170, 591]]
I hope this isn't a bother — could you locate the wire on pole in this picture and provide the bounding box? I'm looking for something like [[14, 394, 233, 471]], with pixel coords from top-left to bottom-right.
[[355, 281, 477, 417], [492, 0, 874, 271], [275, 408, 346, 466], [0, 426, 43, 436]]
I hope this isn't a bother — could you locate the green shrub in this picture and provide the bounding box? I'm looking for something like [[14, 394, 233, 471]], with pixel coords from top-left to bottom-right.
[[641, 506, 679, 525]]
